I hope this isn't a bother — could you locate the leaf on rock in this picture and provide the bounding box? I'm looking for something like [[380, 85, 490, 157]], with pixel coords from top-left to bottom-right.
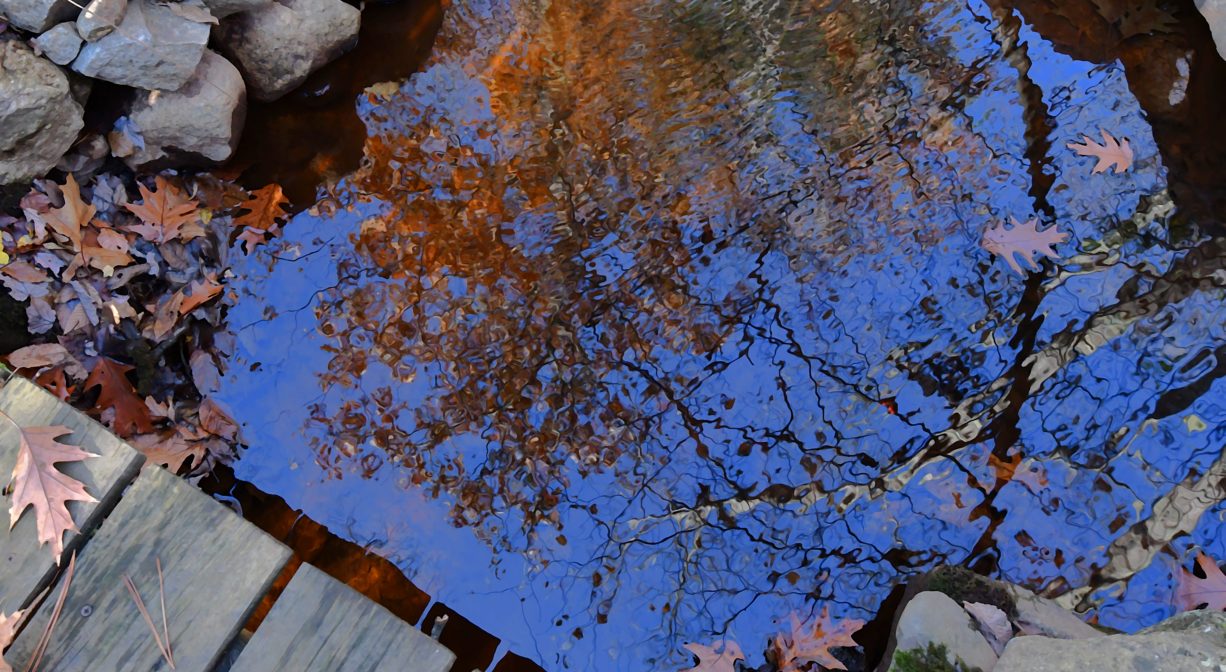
[[83, 358, 154, 436], [125, 177, 204, 244], [1175, 553, 1226, 611], [6, 424, 96, 560], [963, 601, 1013, 655], [773, 608, 863, 672], [1067, 129, 1133, 174], [682, 641, 744, 672], [981, 217, 1068, 275], [234, 184, 289, 253]]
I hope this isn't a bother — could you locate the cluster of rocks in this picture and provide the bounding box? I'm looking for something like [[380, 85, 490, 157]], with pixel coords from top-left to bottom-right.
[[878, 567, 1226, 672], [0, 0, 361, 185]]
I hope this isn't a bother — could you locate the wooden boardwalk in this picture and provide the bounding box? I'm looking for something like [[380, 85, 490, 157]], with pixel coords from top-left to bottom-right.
[[0, 373, 457, 672]]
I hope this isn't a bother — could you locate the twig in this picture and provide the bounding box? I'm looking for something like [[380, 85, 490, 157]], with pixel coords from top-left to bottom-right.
[[123, 557, 175, 669], [24, 551, 75, 672]]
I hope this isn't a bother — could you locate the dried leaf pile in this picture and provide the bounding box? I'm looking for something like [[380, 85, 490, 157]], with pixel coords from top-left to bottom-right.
[[0, 172, 289, 475]]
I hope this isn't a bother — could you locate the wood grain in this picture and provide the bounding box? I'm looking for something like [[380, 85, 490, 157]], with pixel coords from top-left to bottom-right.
[[230, 564, 456, 672], [6, 465, 291, 671], [0, 375, 144, 611]]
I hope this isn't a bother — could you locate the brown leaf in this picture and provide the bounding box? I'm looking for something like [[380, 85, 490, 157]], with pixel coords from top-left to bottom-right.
[[773, 608, 863, 672], [234, 184, 289, 253], [0, 260, 50, 284], [1175, 553, 1226, 611], [124, 177, 204, 244], [5, 344, 87, 379], [6, 423, 97, 560], [130, 431, 206, 472], [189, 349, 221, 395], [198, 397, 238, 441], [34, 367, 76, 401], [146, 291, 185, 341], [1, 609, 23, 672], [1067, 129, 1134, 174], [178, 279, 223, 315], [43, 174, 94, 251], [83, 358, 154, 436], [682, 641, 744, 672]]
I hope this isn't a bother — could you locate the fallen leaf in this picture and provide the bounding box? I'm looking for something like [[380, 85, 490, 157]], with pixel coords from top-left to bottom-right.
[[130, 432, 206, 473], [125, 177, 204, 244], [1175, 553, 1226, 611], [83, 358, 154, 436], [189, 349, 221, 395], [178, 279, 223, 315], [773, 608, 863, 672], [981, 217, 1068, 276], [1067, 129, 1133, 174], [34, 367, 76, 401], [198, 397, 239, 441], [5, 344, 88, 380], [682, 641, 744, 672], [234, 184, 288, 253], [1, 609, 23, 672], [43, 174, 94, 251], [5, 423, 96, 560], [963, 601, 1012, 655]]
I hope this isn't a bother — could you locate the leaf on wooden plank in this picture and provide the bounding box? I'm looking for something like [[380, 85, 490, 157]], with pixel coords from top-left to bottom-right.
[[773, 608, 863, 672], [1, 609, 23, 672], [5, 344, 87, 379], [963, 601, 1013, 655], [130, 432, 206, 473], [43, 174, 94, 251], [124, 177, 204, 244], [1067, 129, 1133, 174], [198, 397, 239, 441], [981, 217, 1067, 276], [1175, 553, 1226, 611], [5, 423, 96, 560], [682, 641, 744, 672], [83, 357, 154, 436], [234, 184, 289, 253]]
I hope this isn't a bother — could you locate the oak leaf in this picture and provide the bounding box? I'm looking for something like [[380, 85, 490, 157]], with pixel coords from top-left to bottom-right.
[[1, 609, 22, 672], [1175, 553, 1226, 611], [5, 343, 88, 380], [1067, 129, 1133, 174], [43, 174, 94, 251], [981, 217, 1067, 275], [682, 641, 744, 672], [178, 278, 223, 315], [773, 608, 863, 672], [125, 177, 204, 244], [83, 358, 154, 436], [130, 431, 207, 473], [6, 424, 96, 560], [234, 184, 289, 253]]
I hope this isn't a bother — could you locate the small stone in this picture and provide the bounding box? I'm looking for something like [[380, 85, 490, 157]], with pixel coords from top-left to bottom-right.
[[32, 21, 82, 65], [0, 41, 84, 185], [889, 591, 999, 672], [75, 0, 127, 41], [71, 0, 212, 91], [0, 0, 78, 32], [111, 50, 247, 167], [216, 0, 359, 102], [995, 610, 1226, 672]]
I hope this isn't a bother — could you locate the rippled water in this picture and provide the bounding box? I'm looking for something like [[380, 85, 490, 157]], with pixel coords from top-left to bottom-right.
[[218, 0, 1226, 668]]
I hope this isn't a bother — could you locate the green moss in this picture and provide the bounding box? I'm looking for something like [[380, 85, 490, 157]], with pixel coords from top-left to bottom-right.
[[924, 566, 1017, 619], [892, 643, 983, 672]]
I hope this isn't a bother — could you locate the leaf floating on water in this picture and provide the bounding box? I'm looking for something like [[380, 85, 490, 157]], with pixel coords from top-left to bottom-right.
[[1175, 553, 1226, 611], [681, 640, 744, 672], [772, 608, 863, 672], [4, 422, 96, 560], [981, 217, 1068, 275], [1067, 129, 1133, 174]]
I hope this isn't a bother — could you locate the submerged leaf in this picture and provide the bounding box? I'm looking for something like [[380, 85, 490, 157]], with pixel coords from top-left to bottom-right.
[[981, 217, 1067, 275], [681, 641, 744, 672], [773, 608, 863, 672], [1067, 129, 1133, 174]]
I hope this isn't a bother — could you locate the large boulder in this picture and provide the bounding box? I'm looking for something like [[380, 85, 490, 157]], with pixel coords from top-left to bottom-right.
[[995, 610, 1226, 672], [1198, 0, 1226, 61], [0, 0, 78, 32], [889, 591, 999, 672], [1004, 585, 1104, 640], [216, 0, 359, 101], [0, 41, 84, 185], [71, 0, 212, 90], [110, 50, 247, 167], [75, 0, 128, 42]]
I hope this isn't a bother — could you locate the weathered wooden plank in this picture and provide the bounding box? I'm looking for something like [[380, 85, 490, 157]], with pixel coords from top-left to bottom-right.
[[0, 375, 144, 611], [6, 465, 291, 671], [230, 564, 456, 672]]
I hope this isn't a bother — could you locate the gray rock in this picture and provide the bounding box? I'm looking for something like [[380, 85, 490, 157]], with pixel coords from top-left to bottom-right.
[[216, 0, 359, 101], [32, 21, 82, 65], [71, 0, 211, 90], [1198, 0, 1226, 61], [890, 591, 999, 672], [995, 610, 1226, 672], [1005, 585, 1104, 640], [75, 0, 127, 41], [111, 50, 246, 167], [0, 0, 77, 32], [200, 0, 269, 19], [0, 41, 84, 185]]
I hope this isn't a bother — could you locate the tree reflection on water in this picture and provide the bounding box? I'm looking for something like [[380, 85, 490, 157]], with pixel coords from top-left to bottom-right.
[[222, 0, 1226, 667]]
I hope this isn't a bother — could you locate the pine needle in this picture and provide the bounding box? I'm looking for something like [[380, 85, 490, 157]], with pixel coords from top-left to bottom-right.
[[123, 557, 175, 669], [24, 550, 75, 672]]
